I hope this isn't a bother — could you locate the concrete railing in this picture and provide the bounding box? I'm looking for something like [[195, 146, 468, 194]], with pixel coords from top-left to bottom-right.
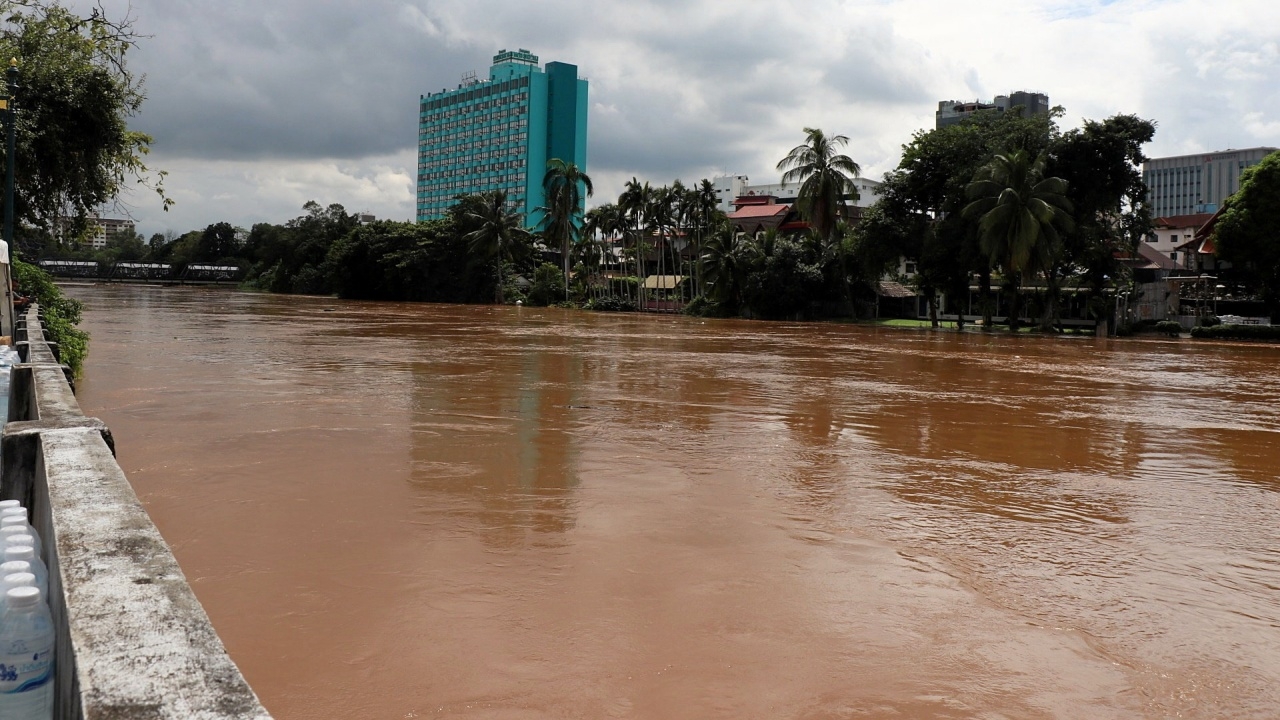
[[1, 306, 272, 719]]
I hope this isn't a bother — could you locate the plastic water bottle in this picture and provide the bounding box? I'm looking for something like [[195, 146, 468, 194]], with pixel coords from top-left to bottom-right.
[[0, 518, 38, 555], [0, 549, 44, 599], [0, 528, 39, 559], [0, 586, 54, 718], [0, 574, 34, 614]]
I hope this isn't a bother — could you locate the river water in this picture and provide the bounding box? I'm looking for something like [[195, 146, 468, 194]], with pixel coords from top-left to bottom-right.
[[66, 284, 1280, 719]]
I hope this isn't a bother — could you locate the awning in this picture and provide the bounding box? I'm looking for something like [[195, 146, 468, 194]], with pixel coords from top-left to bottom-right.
[[876, 280, 916, 298], [642, 275, 685, 290]]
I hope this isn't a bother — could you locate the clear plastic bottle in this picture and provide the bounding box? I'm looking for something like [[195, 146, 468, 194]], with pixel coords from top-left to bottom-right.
[[0, 586, 54, 718], [0, 574, 35, 615], [0, 527, 39, 559], [0, 548, 45, 599], [0, 517, 39, 557]]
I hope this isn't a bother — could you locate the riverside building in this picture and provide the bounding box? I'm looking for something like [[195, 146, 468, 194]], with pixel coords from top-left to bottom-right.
[[416, 49, 588, 225], [1142, 147, 1277, 219]]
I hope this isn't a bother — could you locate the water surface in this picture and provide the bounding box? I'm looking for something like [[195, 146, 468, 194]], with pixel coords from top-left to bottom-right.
[[68, 284, 1280, 719]]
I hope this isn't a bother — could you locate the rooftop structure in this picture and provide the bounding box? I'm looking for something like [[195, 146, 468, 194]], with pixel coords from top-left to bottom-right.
[[712, 175, 882, 215], [936, 91, 1050, 129]]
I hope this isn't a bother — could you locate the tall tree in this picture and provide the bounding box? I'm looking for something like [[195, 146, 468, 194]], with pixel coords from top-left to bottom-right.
[[1050, 115, 1156, 327], [0, 1, 169, 248], [1214, 150, 1280, 319], [540, 158, 593, 299], [463, 190, 530, 304], [584, 203, 619, 299], [776, 127, 861, 243], [619, 177, 653, 304], [963, 150, 1074, 331]]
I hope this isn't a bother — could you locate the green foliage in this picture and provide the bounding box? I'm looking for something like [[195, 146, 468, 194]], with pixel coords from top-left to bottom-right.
[[1154, 320, 1184, 336], [1190, 324, 1280, 341], [1214, 151, 1280, 319], [739, 233, 824, 319], [12, 257, 88, 375], [461, 190, 532, 303], [868, 107, 1155, 331], [526, 262, 566, 307], [964, 150, 1074, 281], [539, 159, 593, 296], [0, 1, 168, 246], [776, 127, 861, 242], [584, 296, 636, 312]]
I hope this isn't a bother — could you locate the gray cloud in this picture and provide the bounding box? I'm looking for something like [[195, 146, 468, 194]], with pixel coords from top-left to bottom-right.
[[73, 0, 1280, 236]]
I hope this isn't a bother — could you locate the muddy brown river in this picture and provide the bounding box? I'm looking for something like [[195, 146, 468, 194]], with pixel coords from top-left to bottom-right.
[[65, 284, 1280, 719]]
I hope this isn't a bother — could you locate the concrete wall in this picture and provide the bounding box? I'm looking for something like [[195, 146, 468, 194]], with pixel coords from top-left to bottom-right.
[[1, 306, 272, 719]]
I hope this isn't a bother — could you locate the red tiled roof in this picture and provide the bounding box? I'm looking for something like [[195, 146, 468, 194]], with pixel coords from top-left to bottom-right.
[[729, 204, 790, 219], [1154, 213, 1214, 230]]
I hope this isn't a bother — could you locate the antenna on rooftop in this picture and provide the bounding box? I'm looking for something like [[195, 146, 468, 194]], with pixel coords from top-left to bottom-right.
[[461, 70, 478, 86]]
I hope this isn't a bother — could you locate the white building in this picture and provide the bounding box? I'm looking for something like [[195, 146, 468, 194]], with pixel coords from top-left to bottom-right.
[[711, 174, 882, 214], [81, 217, 135, 249], [1145, 213, 1212, 265]]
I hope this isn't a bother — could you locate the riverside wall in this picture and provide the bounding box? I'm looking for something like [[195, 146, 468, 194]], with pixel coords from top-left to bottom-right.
[[0, 306, 272, 719]]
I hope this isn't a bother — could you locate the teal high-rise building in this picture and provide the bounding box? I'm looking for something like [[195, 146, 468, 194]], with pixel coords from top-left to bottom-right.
[[417, 49, 588, 225]]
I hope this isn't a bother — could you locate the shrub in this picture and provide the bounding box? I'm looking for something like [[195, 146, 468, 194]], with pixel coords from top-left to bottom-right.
[[584, 296, 637, 312], [1190, 324, 1280, 341], [525, 262, 566, 307], [12, 258, 89, 376], [1154, 320, 1184, 336]]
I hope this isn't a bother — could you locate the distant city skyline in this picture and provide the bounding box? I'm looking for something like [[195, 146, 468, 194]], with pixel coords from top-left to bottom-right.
[[70, 0, 1280, 238]]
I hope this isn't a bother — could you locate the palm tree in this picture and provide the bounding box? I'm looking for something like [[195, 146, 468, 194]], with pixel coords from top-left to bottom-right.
[[463, 190, 529, 304], [689, 179, 720, 298], [619, 178, 653, 306], [962, 149, 1074, 331], [776, 127, 862, 243], [584, 203, 624, 299], [700, 223, 750, 311], [540, 158, 594, 299]]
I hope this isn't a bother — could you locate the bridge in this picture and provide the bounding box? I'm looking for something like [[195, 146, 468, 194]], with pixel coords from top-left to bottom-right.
[[37, 260, 245, 285], [1, 306, 271, 719]]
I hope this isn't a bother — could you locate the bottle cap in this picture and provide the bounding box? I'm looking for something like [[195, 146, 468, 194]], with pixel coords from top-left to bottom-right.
[[5, 586, 39, 608], [1, 533, 33, 547], [0, 526, 29, 539], [0, 516, 26, 528], [0, 500, 18, 510], [3, 545, 34, 562], [0, 507, 25, 518], [0, 560, 29, 575], [2, 572, 34, 588]]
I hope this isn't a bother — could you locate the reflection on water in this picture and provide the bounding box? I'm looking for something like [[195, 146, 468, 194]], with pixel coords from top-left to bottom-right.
[[68, 284, 1280, 719]]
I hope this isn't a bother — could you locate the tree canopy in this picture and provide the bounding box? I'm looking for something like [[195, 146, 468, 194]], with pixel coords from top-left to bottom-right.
[[0, 1, 168, 247], [1214, 150, 1280, 318]]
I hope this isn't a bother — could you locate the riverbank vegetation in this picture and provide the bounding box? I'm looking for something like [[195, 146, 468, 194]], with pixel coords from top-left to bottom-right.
[[12, 258, 88, 374]]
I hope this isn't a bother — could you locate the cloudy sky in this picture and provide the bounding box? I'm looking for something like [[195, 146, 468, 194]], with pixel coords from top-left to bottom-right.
[[76, 0, 1280, 238]]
